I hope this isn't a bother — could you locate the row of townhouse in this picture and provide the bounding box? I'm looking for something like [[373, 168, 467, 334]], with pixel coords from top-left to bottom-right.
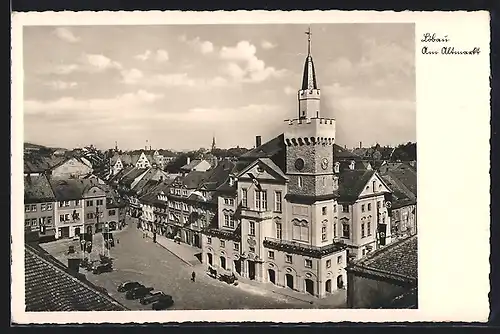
[[109, 150, 179, 177], [24, 173, 126, 240], [108, 164, 170, 219], [138, 160, 234, 249]]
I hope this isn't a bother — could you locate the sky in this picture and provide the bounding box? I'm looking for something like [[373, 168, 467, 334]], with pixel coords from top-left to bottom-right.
[[23, 24, 415, 151]]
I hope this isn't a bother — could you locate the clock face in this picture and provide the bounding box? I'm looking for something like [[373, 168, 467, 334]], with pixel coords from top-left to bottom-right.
[[321, 158, 329, 170], [294, 158, 305, 171]]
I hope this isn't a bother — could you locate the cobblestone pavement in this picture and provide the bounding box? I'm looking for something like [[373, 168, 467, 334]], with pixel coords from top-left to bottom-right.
[[41, 225, 333, 310]]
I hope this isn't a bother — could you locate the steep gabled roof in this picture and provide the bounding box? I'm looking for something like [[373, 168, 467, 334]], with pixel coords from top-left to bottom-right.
[[49, 179, 85, 201], [337, 169, 376, 202], [241, 133, 285, 160], [181, 159, 202, 171], [24, 155, 66, 174], [387, 166, 417, 198], [25, 243, 127, 311], [121, 167, 147, 187], [24, 174, 55, 203], [181, 171, 208, 189]]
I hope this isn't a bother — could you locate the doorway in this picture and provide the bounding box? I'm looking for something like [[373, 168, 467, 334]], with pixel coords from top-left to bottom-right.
[[248, 261, 256, 280], [337, 275, 344, 289], [285, 274, 294, 289], [234, 260, 241, 275], [325, 279, 332, 293], [305, 279, 314, 295], [268, 269, 276, 284], [207, 253, 213, 266], [61, 227, 70, 238], [220, 256, 226, 270], [74, 227, 81, 236], [86, 225, 93, 234]]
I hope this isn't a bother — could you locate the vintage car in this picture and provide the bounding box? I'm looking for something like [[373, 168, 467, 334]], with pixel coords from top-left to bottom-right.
[[126, 286, 154, 300], [139, 291, 165, 305], [92, 262, 113, 275], [152, 295, 174, 310], [117, 281, 143, 292]]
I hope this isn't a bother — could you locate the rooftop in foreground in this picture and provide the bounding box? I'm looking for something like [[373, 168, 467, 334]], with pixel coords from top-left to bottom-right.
[[347, 235, 418, 284], [24, 243, 128, 312]]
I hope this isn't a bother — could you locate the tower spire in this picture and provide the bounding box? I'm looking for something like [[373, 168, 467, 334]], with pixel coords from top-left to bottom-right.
[[301, 27, 318, 91], [306, 26, 312, 55]]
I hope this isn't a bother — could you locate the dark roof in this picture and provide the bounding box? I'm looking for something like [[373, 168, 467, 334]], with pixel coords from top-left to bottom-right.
[[338, 169, 376, 202], [241, 133, 284, 160], [181, 159, 203, 171], [25, 243, 127, 311], [350, 235, 418, 283], [380, 173, 416, 209], [24, 174, 55, 203], [387, 166, 417, 198], [49, 179, 86, 201], [200, 160, 235, 190], [132, 168, 164, 193], [176, 171, 207, 189], [24, 155, 66, 173], [121, 168, 147, 187]]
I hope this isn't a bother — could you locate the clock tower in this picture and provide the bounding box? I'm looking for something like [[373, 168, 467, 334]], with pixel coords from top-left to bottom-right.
[[284, 27, 337, 198]]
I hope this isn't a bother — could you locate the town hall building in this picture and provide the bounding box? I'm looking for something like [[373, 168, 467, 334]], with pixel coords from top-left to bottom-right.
[[201, 29, 394, 298]]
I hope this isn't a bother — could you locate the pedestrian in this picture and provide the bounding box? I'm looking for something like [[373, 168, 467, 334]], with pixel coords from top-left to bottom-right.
[[191, 271, 196, 282]]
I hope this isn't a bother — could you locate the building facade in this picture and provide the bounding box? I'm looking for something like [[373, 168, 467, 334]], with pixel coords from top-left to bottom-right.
[[50, 179, 85, 239], [24, 174, 57, 240], [82, 183, 108, 233]]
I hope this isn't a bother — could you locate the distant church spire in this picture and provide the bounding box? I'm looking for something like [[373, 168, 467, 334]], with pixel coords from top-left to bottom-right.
[[211, 134, 216, 152], [301, 27, 318, 91]]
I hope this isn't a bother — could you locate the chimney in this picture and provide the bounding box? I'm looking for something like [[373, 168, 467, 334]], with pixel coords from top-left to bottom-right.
[[360, 141, 362, 148], [150, 145, 152, 151], [67, 258, 81, 276], [255, 135, 262, 147]]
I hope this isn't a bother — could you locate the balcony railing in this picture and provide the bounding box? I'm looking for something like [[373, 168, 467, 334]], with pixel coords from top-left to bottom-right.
[[263, 237, 346, 259]]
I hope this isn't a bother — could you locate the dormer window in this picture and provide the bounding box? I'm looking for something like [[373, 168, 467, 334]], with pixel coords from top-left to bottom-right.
[[349, 161, 355, 170], [334, 162, 340, 173]]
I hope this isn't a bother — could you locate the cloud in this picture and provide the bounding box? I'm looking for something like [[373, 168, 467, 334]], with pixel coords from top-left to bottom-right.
[[155, 49, 170, 62], [121, 68, 144, 84], [179, 35, 214, 54], [45, 80, 78, 90], [53, 27, 80, 43], [24, 90, 164, 122], [135, 50, 152, 61], [219, 41, 287, 83], [121, 71, 229, 89], [83, 54, 123, 71], [261, 40, 276, 49], [135, 49, 169, 62], [47, 53, 123, 75]]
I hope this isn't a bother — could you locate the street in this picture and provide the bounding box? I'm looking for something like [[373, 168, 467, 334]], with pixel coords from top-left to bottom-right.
[[40, 224, 337, 310]]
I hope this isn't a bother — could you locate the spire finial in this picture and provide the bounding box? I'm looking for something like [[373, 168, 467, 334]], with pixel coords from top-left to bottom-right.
[[305, 26, 312, 55]]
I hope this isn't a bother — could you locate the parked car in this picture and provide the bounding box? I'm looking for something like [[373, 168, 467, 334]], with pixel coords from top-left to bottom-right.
[[117, 281, 143, 292], [92, 262, 113, 275], [126, 286, 154, 300], [139, 291, 165, 305], [152, 295, 174, 310]]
